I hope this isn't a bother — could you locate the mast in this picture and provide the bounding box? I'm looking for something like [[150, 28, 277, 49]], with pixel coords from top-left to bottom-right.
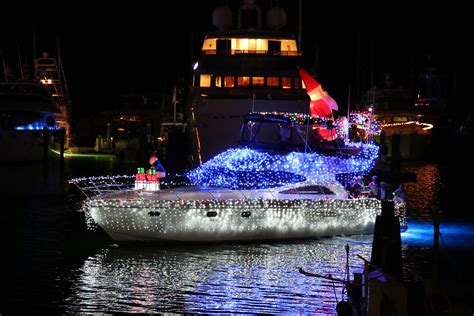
[[347, 85, 351, 118], [298, 0, 302, 50], [33, 25, 37, 77], [356, 32, 360, 104], [17, 41, 24, 80], [0, 49, 7, 82], [172, 86, 177, 124]]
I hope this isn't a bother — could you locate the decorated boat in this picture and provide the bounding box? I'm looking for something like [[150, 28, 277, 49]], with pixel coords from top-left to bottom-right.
[[71, 111, 385, 242]]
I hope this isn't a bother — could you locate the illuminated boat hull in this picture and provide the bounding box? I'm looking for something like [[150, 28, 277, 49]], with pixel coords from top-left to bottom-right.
[[84, 187, 381, 242]]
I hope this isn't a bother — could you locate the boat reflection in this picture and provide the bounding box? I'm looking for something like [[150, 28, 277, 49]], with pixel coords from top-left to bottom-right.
[[63, 238, 373, 314]]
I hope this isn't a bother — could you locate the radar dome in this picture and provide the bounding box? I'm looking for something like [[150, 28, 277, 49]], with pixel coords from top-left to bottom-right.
[[266, 6, 286, 30], [213, 5, 233, 29]]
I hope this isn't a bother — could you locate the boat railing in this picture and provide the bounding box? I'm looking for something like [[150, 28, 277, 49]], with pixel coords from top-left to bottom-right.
[[69, 175, 134, 198]]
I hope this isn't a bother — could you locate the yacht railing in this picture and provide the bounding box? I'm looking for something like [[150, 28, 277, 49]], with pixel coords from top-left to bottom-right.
[[69, 175, 135, 198]]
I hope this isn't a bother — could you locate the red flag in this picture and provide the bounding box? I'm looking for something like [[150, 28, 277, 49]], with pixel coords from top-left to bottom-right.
[[299, 68, 338, 117]]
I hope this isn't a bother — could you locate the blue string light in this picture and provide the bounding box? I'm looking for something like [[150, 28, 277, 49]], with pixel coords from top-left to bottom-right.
[[186, 144, 379, 189]]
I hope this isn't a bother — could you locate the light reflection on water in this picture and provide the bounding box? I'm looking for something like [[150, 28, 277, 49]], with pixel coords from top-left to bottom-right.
[[403, 163, 441, 219], [63, 238, 373, 314]]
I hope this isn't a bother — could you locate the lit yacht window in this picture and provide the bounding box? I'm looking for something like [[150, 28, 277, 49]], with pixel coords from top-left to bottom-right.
[[215, 76, 222, 88], [224, 76, 235, 88], [202, 39, 216, 54], [200, 74, 211, 87], [280, 40, 298, 55], [237, 76, 250, 87], [252, 77, 264, 88], [234, 38, 248, 53], [282, 77, 292, 89], [267, 77, 279, 88], [255, 39, 268, 54]]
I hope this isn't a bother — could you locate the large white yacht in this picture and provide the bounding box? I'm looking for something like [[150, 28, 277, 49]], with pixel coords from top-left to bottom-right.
[[188, 0, 310, 164]]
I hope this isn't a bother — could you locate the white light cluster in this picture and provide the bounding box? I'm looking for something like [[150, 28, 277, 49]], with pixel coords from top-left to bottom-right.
[[83, 197, 381, 241], [381, 120, 433, 131], [395, 201, 407, 228]]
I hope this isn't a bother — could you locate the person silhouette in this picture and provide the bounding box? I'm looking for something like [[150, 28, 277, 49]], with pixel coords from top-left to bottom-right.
[[393, 183, 406, 204], [368, 175, 379, 198], [149, 152, 166, 178]]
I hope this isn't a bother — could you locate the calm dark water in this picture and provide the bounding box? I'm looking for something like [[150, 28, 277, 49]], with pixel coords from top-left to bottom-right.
[[1, 155, 473, 313]]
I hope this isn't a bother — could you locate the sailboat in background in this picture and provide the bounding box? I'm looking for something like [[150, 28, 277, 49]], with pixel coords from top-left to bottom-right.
[[360, 73, 434, 159]]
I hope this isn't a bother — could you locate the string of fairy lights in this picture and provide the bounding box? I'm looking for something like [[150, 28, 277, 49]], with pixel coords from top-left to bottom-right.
[[84, 197, 382, 240], [381, 120, 433, 131], [252, 111, 382, 138], [186, 145, 379, 189]]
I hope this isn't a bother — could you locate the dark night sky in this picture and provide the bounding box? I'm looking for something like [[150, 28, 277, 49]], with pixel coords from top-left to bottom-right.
[[1, 1, 472, 116]]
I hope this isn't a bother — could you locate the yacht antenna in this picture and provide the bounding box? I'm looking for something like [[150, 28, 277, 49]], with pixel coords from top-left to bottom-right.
[[356, 32, 360, 104], [161, 81, 166, 117], [33, 25, 37, 77], [370, 39, 374, 90], [17, 41, 24, 80], [298, 0, 302, 50]]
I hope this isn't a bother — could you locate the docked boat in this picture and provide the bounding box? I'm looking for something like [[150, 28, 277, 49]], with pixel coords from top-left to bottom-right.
[[187, 1, 310, 165], [360, 74, 435, 159], [0, 81, 63, 161], [71, 112, 383, 242]]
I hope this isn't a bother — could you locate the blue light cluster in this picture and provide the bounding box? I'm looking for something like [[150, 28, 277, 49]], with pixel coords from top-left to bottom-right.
[[186, 144, 379, 189], [15, 122, 57, 130], [15, 117, 59, 131]]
